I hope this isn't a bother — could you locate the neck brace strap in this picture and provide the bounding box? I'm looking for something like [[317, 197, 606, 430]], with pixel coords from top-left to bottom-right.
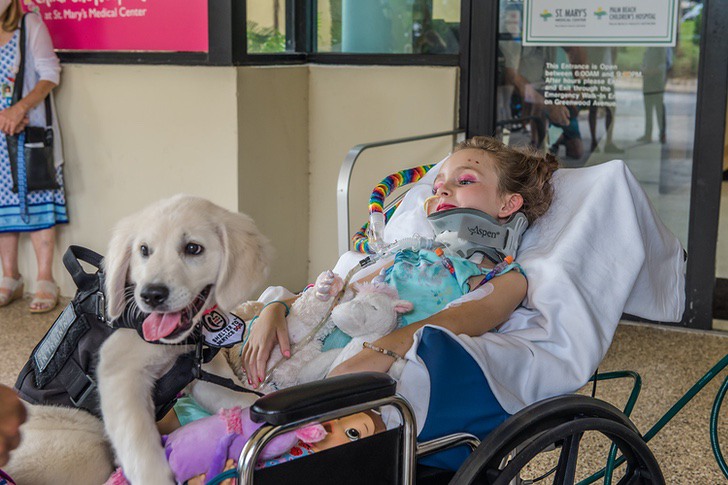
[[427, 208, 529, 262]]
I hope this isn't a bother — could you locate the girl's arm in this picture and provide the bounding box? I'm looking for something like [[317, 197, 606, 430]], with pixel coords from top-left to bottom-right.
[[240, 296, 298, 386], [328, 270, 527, 376]]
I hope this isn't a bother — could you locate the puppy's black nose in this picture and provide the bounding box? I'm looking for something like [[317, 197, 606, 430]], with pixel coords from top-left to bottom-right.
[[140, 284, 169, 308]]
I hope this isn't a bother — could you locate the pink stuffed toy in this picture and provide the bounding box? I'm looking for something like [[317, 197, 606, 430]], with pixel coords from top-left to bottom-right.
[[106, 407, 326, 484]]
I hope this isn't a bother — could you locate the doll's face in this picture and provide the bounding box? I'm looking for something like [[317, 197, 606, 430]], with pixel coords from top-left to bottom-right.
[[310, 412, 381, 452]]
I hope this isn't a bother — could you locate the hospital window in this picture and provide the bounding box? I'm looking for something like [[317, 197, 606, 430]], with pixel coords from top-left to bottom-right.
[[245, 0, 461, 59]]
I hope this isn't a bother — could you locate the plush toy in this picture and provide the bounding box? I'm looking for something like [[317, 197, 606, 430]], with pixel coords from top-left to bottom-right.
[[105, 407, 327, 485], [229, 272, 413, 391], [297, 280, 414, 383], [226, 270, 346, 393]]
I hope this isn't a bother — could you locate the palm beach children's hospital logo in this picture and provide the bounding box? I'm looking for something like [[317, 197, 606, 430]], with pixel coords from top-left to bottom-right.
[[594, 7, 607, 19], [540, 9, 552, 20]]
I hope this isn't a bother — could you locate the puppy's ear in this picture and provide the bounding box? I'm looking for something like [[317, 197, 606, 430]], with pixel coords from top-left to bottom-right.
[[215, 209, 272, 312], [104, 216, 134, 319]]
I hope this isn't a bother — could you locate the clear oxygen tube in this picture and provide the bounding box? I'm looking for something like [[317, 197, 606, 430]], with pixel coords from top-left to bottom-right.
[[260, 234, 441, 387]]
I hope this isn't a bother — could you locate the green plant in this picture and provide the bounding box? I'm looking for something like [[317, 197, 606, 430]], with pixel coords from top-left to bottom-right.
[[247, 21, 286, 53]]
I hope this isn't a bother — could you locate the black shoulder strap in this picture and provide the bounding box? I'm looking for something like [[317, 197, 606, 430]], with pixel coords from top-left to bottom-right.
[[63, 245, 103, 291], [12, 14, 52, 127]]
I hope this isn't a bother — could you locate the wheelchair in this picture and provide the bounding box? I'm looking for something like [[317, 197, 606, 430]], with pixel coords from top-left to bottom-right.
[[217, 131, 725, 484]]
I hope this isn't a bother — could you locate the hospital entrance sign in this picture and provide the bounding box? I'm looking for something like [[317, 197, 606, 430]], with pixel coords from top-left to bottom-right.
[[23, 0, 208, 52], [523, 0, 678, 46]]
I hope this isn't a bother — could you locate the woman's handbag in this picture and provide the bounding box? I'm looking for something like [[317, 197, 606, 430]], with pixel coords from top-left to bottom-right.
[[6, 14, 57, 193]]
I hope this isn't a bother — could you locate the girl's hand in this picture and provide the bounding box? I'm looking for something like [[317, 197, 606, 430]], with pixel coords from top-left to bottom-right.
[[0, 104, 28, 135], [240, 302, 291, 387]]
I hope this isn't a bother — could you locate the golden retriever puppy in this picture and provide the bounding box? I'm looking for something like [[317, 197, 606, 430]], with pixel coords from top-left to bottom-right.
[[6, 195, 270, 485], [99, 194, 271, 484]]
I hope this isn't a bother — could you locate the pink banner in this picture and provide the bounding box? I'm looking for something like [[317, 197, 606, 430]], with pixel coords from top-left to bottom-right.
[[23, 0, 209, 52]]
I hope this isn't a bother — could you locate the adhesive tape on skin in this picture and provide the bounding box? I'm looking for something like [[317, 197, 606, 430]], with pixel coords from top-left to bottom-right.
[[443, 283, 495, 309]]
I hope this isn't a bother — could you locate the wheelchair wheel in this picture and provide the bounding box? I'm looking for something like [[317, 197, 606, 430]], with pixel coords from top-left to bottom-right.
[[450, 395, 664, 485]]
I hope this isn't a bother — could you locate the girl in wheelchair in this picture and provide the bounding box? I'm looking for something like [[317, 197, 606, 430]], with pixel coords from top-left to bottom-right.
[[240, 135, 559, 470]]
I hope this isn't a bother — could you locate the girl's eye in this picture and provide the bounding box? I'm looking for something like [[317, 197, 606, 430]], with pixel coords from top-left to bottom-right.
[[140, 245, 149, 257], [458, 178, 475, 185], [185, 243, 204, 255], [345, 428, 361, 441]]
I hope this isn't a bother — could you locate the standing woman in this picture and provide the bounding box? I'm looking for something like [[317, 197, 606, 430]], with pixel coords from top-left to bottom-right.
[[0, 0, 65, 313]]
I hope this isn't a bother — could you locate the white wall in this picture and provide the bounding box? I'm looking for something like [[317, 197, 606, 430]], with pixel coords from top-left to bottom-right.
[[307, 65, 458, 278], [18, 65, 240, 296], [14, 63, 459, 297], [237, 66, 309, 291]]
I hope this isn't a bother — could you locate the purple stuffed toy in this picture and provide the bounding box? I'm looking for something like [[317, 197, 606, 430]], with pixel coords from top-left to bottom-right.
[[106, 406, 327, 484], [163, 406, 326, 483]]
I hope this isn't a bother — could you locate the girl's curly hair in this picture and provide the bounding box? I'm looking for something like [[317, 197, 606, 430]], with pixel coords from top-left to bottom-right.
[[453, 136, 560, 224]]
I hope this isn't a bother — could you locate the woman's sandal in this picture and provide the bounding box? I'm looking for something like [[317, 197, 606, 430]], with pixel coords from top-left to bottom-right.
[[0, 276, 24, 307], [29, 279, 59, 314]]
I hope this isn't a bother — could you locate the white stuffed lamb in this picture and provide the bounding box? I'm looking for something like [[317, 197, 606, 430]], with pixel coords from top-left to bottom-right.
[[228, 271, 412, 393], [296, 280, 414, 384], [227, 270, 346, 393]]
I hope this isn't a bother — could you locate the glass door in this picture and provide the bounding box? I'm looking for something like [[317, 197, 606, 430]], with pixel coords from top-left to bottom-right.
[[460, 0, 728, 329]]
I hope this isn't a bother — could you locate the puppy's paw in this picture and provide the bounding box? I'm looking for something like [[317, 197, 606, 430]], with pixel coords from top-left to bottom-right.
[[314, 270, 344, 301], [234, 300, 264, 320]]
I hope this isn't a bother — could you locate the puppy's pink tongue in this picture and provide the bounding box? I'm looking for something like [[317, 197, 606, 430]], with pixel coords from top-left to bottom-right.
[[142, 312, 182, 341]]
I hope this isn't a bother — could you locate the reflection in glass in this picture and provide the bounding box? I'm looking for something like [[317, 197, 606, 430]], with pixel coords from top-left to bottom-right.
[[496, 0, 701, 249], [247, 0, 287, 53], [317, 0, 460, 54]]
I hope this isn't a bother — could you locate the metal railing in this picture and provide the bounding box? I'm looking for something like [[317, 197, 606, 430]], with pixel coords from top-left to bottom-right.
[[336, 129, 465, 255]]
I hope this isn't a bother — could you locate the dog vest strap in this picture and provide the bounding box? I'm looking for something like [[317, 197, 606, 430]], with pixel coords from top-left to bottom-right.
[[62, 246, 103, 293], [57, 357, 99, 412], [196, 369, 264, 398]]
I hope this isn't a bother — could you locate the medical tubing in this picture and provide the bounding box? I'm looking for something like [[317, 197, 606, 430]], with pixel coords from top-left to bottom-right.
[[260, 263, 362, 387], [710, 370, 728, 479], [578, 353, 728, 485], [261, 235, 440, 385], [206, 468, 236, 484], [367, 211, 386, 252], [587, 371, 642, 485], [353, 164, 436, 253]]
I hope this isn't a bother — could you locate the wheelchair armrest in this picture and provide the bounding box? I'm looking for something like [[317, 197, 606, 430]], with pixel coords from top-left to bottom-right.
[[250, 372, 396, 426]]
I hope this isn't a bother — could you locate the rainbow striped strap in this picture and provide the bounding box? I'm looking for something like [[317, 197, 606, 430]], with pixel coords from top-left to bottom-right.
[[352, 164, 436, 253]]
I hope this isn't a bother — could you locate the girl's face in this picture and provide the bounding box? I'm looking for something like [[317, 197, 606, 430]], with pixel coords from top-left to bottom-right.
[[427, 148, 522, 220]]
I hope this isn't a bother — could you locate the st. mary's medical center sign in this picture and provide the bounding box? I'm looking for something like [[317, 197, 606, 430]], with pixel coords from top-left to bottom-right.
[[23, 0, 208, 52], [524, 0, 678, 46]]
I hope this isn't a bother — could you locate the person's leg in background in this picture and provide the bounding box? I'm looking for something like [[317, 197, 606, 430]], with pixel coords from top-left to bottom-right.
[[0, 232, 23, 306], [656, 94, 666, 144], [638, 93, 656, 142], [588, 106, 599, 152], [603, 107, 624, 154], [28, 227, 58, 313]]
